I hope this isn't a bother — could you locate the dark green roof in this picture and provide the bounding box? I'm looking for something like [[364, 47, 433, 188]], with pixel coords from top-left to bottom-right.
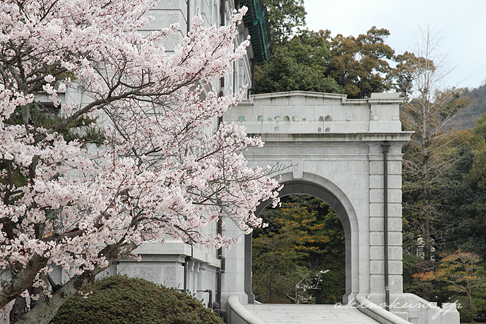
[[240, 0, 271, 64]]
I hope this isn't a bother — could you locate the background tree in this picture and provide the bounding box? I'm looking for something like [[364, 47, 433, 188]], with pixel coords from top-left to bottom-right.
[[256, 0, 421, 98], [253, 31, 341, 94], [252, 195, 345, 304], [263, 0, 306, 44], [464, 113, 486, 194], [414, 251, 486, 321], [252, 213, 310, 303], [436, 131, 486, 260], [400, 30, 471, 262], [0, 1, 280, 323], [395, 31, 486, 321], [322, 26, 396, 98], [393, 51, 431, 100], [447, 83, 486, 129], [254, 26, 408, 99]]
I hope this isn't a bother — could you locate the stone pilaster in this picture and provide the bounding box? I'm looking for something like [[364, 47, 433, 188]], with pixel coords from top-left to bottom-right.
[[367, 142, 404, 305]]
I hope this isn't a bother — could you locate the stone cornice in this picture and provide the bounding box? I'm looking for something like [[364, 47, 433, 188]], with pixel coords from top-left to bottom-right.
[[248, 132, 414, 143]]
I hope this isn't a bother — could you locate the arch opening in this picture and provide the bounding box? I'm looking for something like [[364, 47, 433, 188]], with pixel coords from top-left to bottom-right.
[[245, 177, 358, 304], [252, 194, 345, 304]]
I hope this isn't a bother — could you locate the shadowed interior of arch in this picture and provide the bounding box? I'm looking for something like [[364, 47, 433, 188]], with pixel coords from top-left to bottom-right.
[[251, 193, 346, 304], [245, 177, 358, 305]]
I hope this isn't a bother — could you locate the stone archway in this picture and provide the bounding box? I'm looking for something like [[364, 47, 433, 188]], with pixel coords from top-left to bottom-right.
[[222, 91, 412, 308], [221, 91, 460, 323], [245, 174, 360, 304]]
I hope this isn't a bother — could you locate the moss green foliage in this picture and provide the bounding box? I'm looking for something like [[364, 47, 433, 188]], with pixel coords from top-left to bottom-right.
[[254, 31, 342, 94], [255, 0, 403, 99], [437, 141, 486, 260], [263, 0, 306, 44], [255, 26, 408, 99], [50, 275, 224, 324], [402, 116, 486, 322]]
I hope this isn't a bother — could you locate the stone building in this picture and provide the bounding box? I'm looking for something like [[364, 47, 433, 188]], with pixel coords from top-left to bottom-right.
[[92, 0, 273, 312], [45, 1, 459, 323]]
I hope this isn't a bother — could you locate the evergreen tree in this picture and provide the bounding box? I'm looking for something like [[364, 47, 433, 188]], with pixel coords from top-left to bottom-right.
[[252, 195, 345, 304]]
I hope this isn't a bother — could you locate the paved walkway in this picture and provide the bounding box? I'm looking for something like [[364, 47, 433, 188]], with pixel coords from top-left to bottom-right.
[[243, 304, 379, 324]]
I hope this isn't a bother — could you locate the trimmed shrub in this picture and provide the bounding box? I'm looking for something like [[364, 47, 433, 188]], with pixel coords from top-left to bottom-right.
[[50, 275, 224, 324]]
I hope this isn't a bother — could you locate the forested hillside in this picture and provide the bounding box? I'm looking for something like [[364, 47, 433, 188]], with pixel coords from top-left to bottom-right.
[[448, 83, 486, 129]]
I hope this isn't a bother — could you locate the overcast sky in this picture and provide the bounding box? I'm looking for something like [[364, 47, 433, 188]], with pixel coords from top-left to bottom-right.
[[304, 0, 486, 90]]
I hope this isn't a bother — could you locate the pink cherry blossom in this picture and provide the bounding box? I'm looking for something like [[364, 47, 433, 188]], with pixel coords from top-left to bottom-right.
[[0, 1, 280, 322]]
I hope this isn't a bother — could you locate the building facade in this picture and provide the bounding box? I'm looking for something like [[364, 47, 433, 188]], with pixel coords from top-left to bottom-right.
[[93, 0, 272, 311], [45, 2, 460, 323]]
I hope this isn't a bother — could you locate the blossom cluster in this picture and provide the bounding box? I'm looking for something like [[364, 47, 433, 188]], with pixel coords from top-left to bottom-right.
[[0, 0, 280, 310]]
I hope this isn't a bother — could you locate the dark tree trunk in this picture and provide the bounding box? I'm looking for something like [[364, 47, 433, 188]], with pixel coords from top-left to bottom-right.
[[9, 297, 27, 324]]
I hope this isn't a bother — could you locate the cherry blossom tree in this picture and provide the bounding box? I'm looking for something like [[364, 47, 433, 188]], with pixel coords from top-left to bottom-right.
[[0, 1, 280, 323], [286, 269, 329, 304]]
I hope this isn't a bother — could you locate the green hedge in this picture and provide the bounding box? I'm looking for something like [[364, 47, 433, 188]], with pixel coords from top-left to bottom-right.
[[50, 275, 224, 324]]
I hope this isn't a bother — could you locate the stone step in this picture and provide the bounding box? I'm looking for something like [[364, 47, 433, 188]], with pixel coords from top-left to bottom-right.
[[243, 304, 380, 324]]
